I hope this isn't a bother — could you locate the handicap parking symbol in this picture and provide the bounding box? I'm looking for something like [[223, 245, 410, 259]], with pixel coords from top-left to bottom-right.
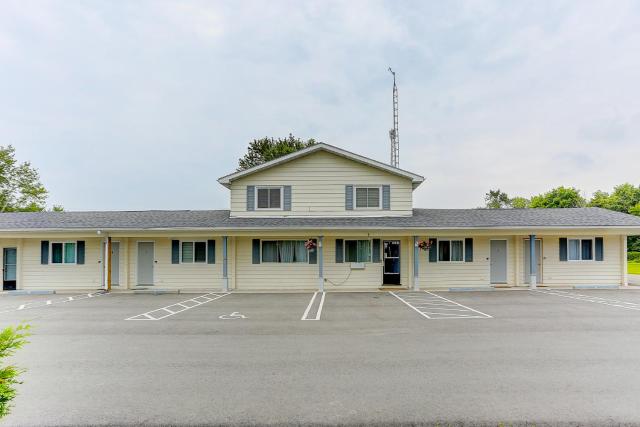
[[219, 312, 247, 320]]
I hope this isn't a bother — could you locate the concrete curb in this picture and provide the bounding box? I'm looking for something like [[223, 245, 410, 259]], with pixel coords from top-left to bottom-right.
[[448, 287, 495, 292], [132, 289, 180, 295], [573, 284, 620, 290], [2, 290, 56, 295]]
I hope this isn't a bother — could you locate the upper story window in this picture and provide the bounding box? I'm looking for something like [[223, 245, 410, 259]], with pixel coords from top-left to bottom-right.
[[256, 186, 282, 210], [568, 238, 593, 261], [51, 242, 76, 264], [355, 186, 381, 209]]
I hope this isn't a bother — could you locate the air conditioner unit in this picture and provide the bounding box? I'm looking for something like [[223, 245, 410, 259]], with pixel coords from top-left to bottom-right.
[[350, 262, 365, 270]]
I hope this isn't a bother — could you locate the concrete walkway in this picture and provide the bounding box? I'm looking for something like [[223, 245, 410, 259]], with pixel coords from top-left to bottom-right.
[[629, 274, 640, 285]]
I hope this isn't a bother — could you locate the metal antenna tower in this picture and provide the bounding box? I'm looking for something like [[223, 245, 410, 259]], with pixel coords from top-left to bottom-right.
[[388, 67, 399, 168]]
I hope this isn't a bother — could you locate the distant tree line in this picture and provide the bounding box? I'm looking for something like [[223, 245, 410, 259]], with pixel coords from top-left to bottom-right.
[[484, 184, 640, 251]]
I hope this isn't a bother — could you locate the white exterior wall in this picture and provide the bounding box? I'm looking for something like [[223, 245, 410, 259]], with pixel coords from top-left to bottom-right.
[[21, 238, 103, 290], [229, 151, 414, 217], [126, 237, 227, 290]]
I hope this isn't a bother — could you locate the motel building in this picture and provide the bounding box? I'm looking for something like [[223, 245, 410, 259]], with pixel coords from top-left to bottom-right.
[[0, 143, 639, 293]]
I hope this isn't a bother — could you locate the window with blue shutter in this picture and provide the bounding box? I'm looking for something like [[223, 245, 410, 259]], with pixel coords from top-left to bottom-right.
[[77, 241, 85, 265], [246, 186, 255, 211], [41, 241, 49, 265], [428, 238, 438, 263], [382, 185, 390, 210], [345, 185, 353, 210], [252, 239, 260, 264], [335, 239, 344, 263], [559, 238, 568, 262], [283, 185, 292, 211], [207, 240, 216, 264], [171, 240, 180, 264]]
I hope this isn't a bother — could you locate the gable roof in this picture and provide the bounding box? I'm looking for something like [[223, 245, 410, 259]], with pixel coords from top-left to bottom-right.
[[1, 208, 639, 231], [217, 143, 425, 189]]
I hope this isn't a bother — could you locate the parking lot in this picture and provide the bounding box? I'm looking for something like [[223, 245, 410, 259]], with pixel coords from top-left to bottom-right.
[[3, 288, 640, 426]]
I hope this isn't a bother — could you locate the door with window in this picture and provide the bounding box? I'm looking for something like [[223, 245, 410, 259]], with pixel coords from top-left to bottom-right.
[[3, 248, 17, 291], [137, 242, 154, 286], [383, 240, 401, 285], [523, 239, 543, 284]]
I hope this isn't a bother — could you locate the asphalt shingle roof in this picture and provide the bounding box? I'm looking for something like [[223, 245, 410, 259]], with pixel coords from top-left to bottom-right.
[[0, 208, 639, 231]]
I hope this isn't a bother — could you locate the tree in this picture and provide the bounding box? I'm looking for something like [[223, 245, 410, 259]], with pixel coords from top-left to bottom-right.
[[484, 189, 511, 209], [0, 324, 30, 418], [238, 134, 318, 171], [0, 146, 49, 212], [529, 186, 586, 208], [510, 196, 530, 209], [589, 183, 640, 252]]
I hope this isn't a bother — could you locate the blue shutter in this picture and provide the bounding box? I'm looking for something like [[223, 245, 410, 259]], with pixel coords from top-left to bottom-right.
[[207, 240, 215, 264], [246, 186, 255, 211], [335, 239, 344, 263], [559, 238, 568, 262], [382, 185, 390, 210], [595, 237, 604, 261], [77, 241, 85, 265], [308, 239, 318, 264], [372, 239, 381, 263], [283, 185, 292, 211], [171, 240, 180, 264], [252, 239, 260, 264], [41, 241, 49, 265], [345, 185, 353, 210], [464, 238, 473, 262], [428, 238, 438, 263]]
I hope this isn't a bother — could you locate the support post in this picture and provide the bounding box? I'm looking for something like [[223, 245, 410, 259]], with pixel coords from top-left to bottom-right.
[[413, 236, 419, 291], [222, 236, 229, 292], [318, 236, 324, 292], [529, 234, 536, 289], [622, 235, 628, 286], [107, 237, 112, 291]]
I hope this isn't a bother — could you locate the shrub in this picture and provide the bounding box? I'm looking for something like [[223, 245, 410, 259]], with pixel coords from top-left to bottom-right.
[[628, 252, 640, 263], [0, 324, 30, 418]]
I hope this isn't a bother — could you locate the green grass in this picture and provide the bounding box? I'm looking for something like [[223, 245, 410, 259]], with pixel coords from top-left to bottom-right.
[[629, 262, 640, 275]]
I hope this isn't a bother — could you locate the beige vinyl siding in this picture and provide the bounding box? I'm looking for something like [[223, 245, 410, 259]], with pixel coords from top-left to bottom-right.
[[230, 151, 413, 217], [417, 236, 516, 288], [233, 236, 411, 291], [533, 235, 621, 286], [126, 238, 227, 289], [20, 238, 102, 290], [234, 237, 317, 290]]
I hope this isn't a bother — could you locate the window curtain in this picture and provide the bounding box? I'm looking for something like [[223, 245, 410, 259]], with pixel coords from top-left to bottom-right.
[[357, 240, 371, 262], [568, 239, 580, 260], [64, 243, 76, 263], [294, 241, 308, 263], [451, 240, 463, 261], [262, 241, 279, 262], [279, 240, 295, 263]]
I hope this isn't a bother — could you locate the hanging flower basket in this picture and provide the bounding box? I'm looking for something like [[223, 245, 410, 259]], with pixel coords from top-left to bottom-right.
[[417, 240, 431, 251], [304, 239, 317, 251]]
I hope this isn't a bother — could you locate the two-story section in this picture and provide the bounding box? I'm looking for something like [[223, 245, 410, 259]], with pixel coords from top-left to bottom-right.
[[218, 144, 424, 217]]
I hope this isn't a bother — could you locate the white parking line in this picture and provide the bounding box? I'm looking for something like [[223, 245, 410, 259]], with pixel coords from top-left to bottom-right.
[[390, 291, 492, 319], [0, 291, 107, 314], [125, 292, 230, 320], [301, 292, 325, 320], [532, 289, 640, 311]]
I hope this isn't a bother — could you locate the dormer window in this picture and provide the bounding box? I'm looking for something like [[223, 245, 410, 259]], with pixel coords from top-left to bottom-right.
[[355, 186, 381, 209], [256, 186, 283, 210]]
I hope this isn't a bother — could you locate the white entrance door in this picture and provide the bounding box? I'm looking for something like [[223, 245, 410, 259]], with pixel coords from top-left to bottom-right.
[[137, 242, 154, 286], [111, 242, 120, 286], [524, 239, 543, 284], [490, 240, 507, 284]]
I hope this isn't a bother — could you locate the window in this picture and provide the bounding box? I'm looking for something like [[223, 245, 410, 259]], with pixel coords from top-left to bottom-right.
[[568, 238, 593, 261], [261, 240, 308, 263], [256, 187, 282, 209], [438, 239, 464, 262], [51, 242, 76, 264], [355, 187, 381, 209], [345, 240, 371, 262], [181, 241, 208, 263]]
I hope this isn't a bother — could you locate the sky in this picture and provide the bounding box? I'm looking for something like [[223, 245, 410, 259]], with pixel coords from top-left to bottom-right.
[[1, 0, 639, 211]]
